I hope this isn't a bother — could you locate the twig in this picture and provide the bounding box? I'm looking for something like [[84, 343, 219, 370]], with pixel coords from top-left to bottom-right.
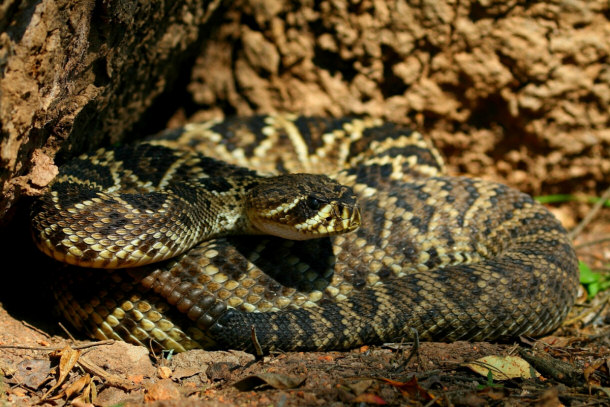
[[518, 349, 583, 387], [574, 235, 610, 249], [250, 325, 264, 359], [58, 322, 77, 343], [21, 321, 51, 338], [0, 340, 115, 352], [582, 298, 609, 328], [569, 184, 610, 240], [78, 355, 137, 390], [402, 328, 421, 368]]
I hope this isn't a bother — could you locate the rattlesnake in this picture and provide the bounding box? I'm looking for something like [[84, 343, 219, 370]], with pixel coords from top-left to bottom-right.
[[31, 115, 579, 352]]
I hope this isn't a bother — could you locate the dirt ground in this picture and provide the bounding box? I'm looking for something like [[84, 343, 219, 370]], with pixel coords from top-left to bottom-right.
[[1, 0, 610, 406]]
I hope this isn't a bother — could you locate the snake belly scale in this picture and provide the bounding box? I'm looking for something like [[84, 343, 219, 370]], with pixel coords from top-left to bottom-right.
[[31, 115, 579, 352]]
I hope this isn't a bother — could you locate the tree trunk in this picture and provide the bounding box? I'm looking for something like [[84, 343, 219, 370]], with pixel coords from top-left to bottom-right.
[[0, 0, 222, 220]]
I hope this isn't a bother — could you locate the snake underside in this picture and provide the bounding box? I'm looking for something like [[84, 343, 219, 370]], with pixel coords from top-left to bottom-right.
[[32, 115, 579, 353]]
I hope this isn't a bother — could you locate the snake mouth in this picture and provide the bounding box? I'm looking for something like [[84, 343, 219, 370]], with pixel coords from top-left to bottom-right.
[[299, 202, 361, 237], [334, 204, 361, 233], [249, 202, 361, 240], [347, 206, 361, 231]]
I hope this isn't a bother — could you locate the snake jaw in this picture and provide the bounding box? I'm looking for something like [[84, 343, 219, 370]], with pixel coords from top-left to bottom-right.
[[343, 204, 361, 233], [247, 200, 361, 240], [296, 201, 361, 237]]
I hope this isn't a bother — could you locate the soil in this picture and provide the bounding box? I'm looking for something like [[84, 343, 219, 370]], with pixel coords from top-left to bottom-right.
[[1, 0, 609, 405]]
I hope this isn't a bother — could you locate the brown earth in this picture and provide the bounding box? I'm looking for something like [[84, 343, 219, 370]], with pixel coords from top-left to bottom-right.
[[1, 0, 609, 405]]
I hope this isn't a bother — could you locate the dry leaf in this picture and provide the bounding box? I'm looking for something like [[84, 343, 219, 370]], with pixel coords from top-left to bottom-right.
[[64, 374, 91, 399], [14, 359, 51, 389], [381, 377, 434, 400], [583, 358, 608, 386], [465, 355, 540, 380], [40, 346, 81, 402], [352, 393, 387, 404], [347, 379, 374, 395], [56, 346, 81, 384], [157, 366, 172, 379]]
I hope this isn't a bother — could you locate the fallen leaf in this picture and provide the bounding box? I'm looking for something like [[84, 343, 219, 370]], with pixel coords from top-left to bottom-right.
[[583, 358, 608, 386], [40, 346, 81, 402], [233, 373, 306, 391], [347, 379, 374, 395], [157, 366, 172, 379], [64, 374, 91, 399], [381, 377, 434, 400], [352, 393, 387, 404], [56, 346, 81, 384], [465, 355, 540, 380], [14, 359, 51, 389], [537, 335, 578, 347]]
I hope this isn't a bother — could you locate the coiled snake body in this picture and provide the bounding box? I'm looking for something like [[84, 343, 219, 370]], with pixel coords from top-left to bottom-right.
[[31, 115, 579, 352]]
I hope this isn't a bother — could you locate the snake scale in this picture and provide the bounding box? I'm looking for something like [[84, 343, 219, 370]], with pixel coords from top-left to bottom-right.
[[31, 115, 579, 353]]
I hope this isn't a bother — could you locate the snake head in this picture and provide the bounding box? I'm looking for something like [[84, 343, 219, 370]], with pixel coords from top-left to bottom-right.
[[246, 174, 361, 240]]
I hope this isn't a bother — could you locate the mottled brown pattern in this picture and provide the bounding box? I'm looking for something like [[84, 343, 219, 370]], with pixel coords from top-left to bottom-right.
[[31, 137, 359, 268], [36, 115, 579, 353]]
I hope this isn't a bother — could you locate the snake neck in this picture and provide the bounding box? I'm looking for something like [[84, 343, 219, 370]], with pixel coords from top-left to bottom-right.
[[195, 176, 263, 238], [31, 171, 358, 269]]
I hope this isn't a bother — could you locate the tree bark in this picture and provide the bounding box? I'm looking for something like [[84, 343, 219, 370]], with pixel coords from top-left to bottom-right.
[[188, 0, 610, 196], [1, 0, 609, 222], [0, 0, 221, 220]]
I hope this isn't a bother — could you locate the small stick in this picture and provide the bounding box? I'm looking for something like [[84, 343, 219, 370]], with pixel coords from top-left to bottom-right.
[[402, 328, 420, 368], [574, 235, 610, 249], [78, 355, 137, 390], [21, 321, 51, 338], [58, 322, 78, 342], [569, 184, 610, 240], [250, 325, 264, 358], [0, 340, 115, 352]]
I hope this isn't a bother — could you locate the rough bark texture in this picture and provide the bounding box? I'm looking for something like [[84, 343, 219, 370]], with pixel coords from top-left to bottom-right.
[[186, 0, 609, 195], [1, 0, 609, 222], [0, 0, 221, 220]]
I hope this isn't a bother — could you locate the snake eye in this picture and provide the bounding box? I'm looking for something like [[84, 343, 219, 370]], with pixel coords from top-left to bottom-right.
[[306, 196, 321, 210]]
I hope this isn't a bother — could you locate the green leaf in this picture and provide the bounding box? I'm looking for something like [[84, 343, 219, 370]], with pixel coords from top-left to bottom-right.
[[579, 261, 598, 285], [578, 261, 610, 298], [535, 194, 610, 207]]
